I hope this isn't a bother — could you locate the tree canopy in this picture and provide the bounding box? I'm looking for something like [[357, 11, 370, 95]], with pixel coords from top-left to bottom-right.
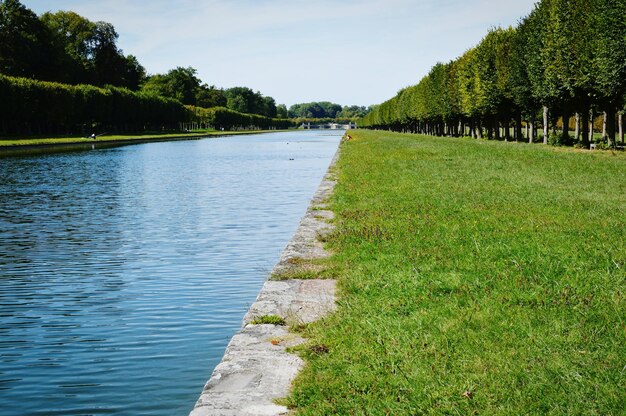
[[361, 0, 626, 145], [0, 1, 146, 89]]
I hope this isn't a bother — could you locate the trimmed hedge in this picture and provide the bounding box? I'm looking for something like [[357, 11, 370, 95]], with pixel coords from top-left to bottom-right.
[[187, 106, 295, 131], [0, 75, 298, 136], [0, 74, 187, 135]]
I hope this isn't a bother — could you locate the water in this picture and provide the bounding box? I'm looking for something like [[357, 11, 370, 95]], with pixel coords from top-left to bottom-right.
[[0, 131, 342, 415]]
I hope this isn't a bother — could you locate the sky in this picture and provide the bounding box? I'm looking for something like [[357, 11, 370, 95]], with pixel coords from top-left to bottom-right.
[[23, 0, 537, 107]]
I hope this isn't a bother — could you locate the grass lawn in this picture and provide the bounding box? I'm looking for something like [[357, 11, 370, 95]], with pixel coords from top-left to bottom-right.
[[0, 129, 289, 147], [286, 130, 625, 415]]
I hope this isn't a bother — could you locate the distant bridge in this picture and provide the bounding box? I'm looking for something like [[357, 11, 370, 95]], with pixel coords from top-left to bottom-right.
[[301, 122, 357, 130]]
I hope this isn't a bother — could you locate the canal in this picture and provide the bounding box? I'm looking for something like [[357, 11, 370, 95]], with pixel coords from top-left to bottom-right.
[[0, 130, 342, 415]]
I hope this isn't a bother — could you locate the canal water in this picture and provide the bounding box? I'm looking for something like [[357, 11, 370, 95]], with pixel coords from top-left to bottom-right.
[[0, 130, 342, 415]]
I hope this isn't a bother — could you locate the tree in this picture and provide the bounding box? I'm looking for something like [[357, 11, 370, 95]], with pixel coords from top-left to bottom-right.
[[91, 21, 128, 86], [41, 10, 96, 83], [0, 0, 51, 79], [591, 0, 626, 144], [261, 96, 277, 118], [337, 105, 371, 119], [276, 104, 288, 119], [122, 55, 146, 91], [41, 10, 144, 89], [541, 0, 595, 143], [225, 87, 258, 114], [224, 87, 277, 117], [142, 66, 201, 105], [196, 84, 227, 108], [288, 102, 344, 118]]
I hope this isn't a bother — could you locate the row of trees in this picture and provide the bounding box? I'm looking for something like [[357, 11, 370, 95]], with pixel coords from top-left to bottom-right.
[[289, 102, 372, 119], [360, 0, 626, 146]]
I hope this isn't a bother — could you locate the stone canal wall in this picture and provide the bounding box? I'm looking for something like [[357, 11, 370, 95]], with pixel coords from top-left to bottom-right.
[[189, 144, 341, 416]]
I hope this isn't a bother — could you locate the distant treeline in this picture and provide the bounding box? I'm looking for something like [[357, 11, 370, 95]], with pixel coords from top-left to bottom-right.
[[360, 0, 626, 147], [289, 102, 371, 120], [293, 117, 357, 125]]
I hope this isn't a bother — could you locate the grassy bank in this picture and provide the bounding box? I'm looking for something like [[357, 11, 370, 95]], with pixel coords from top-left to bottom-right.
[[0, 129, 290, 148], [286, 130, 625, 414]]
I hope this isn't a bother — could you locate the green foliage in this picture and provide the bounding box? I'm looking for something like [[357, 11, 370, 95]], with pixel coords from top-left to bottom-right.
[[0, 0, 51, 79], [276, 104, 289, 119], [142, 66, 201, 105], [591, 0, 626, 108], [251, 315, 287, 326], [289, 102, 343, 119], [196, 85, 227, 108], [224, 87, 277, 118], [336, 105, 371, 119], [186, 105, 295, 131], [39, 9, 145, 89], [0, 74, 186, 135]]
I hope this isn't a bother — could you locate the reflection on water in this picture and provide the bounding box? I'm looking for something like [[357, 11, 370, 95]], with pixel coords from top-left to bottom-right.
[[0, 131, 341, 415]]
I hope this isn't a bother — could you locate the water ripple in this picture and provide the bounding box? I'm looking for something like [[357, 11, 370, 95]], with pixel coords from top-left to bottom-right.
[[0, 131, 341, 415]]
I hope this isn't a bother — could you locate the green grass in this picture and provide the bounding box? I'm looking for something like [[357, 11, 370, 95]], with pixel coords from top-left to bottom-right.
[[0, 129, 290, 147], [286, 130, 625, 415], [251, 315, 287, 326]]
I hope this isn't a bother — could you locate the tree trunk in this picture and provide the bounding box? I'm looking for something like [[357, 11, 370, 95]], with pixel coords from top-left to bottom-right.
[[581, 108, 590, 146], [606, 107, 616, 146], [476, 120, 483, 139], [515, 113, 522, 142], [602, 111, 607, 139], [589, 108, 595, 143], [620, 112, 624, 144], [494, 118, 500, 140], [574, 113, 580, 142], [529, 117, 535, 144], [525, 122, 529, 141], [543, 106, 549, 144], [562, 110, 570, 143]]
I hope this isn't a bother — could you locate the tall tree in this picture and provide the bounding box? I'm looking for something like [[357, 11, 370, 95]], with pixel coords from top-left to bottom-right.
[[196, 84, 227, 108], [91, 21, 128, 86], [122, 55, 146, 91], [142, 67, 201, 105], [591, 0, 626, 145], [41, 10, 144, 89], [0, 0, 51, 79], [276, 104, 288, 119], [224, 87, 276, 116]]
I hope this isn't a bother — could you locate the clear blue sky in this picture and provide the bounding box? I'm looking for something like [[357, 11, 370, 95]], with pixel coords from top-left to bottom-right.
[[23, 0, 536, 107]]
